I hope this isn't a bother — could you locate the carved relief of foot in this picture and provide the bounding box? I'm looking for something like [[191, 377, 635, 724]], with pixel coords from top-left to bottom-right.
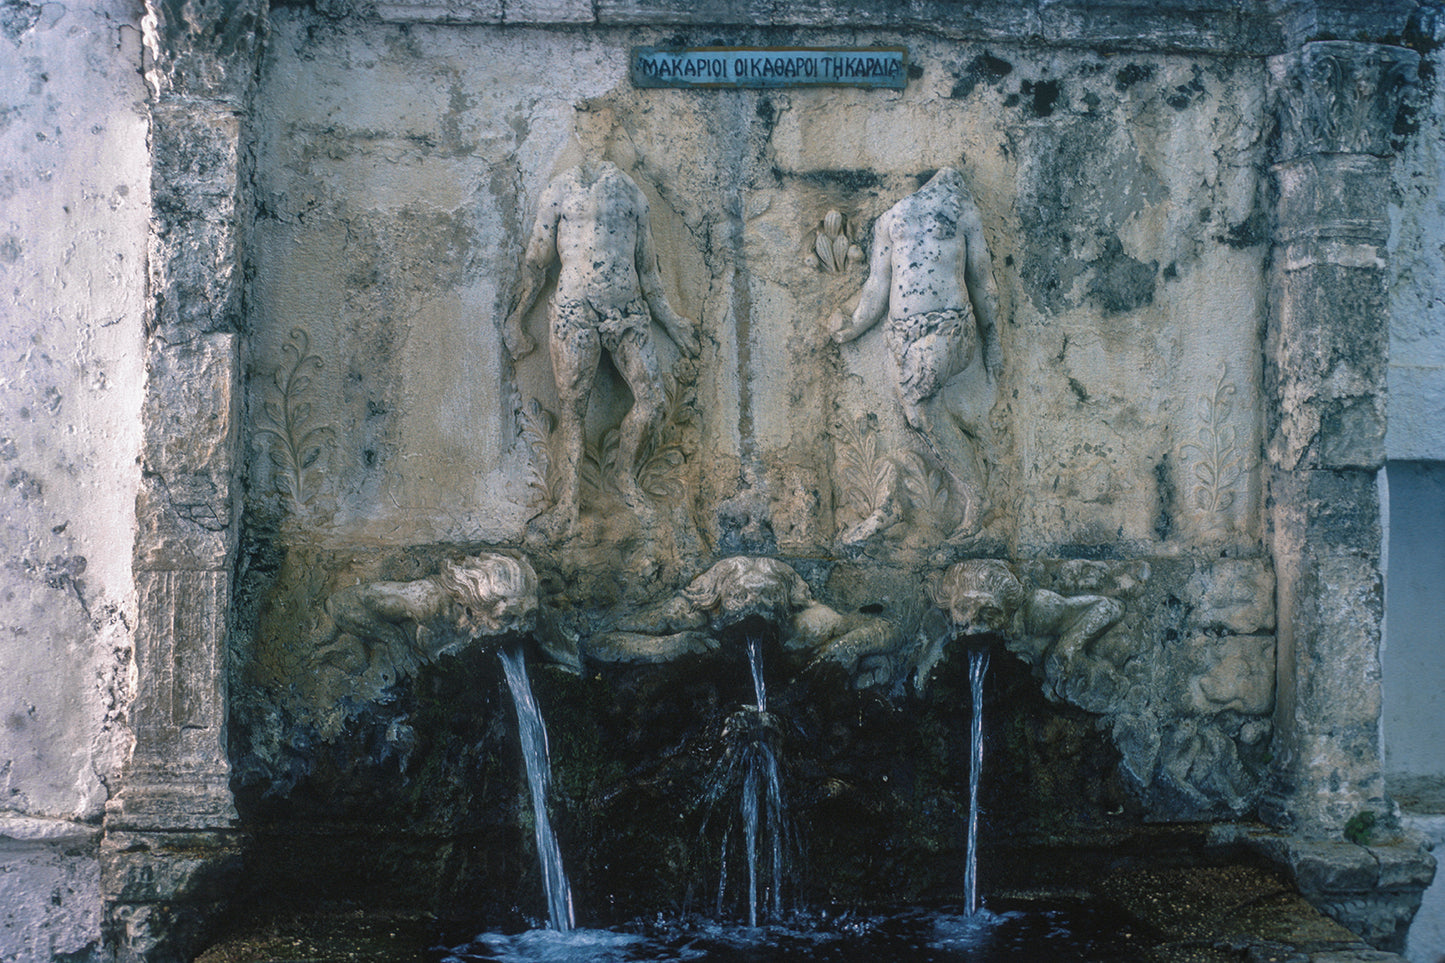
[[525, 505, 578, 544], [617, 477, 660, 526], [944, 487, 987, 544], [838, 493, 902, 546]]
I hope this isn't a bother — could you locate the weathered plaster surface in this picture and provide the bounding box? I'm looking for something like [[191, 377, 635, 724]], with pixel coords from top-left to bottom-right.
[[1389, 45, 1445, 462], [0, 2, 148, 959]]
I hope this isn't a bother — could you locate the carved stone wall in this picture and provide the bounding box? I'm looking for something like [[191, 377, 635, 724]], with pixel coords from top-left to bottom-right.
[[1, 0, 1420, 960]]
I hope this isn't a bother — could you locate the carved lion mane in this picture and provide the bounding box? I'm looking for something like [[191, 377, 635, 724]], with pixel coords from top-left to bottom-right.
[[431, 553, 539, 633], [682, 556, 814, 625], [928, 559, 1025, 630]]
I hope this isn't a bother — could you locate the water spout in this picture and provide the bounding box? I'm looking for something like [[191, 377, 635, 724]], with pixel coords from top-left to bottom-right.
[[964, 647, 989, 916], [498, 643, 575, 931]]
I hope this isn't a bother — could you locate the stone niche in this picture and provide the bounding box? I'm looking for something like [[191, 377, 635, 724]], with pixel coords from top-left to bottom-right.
[[235, 10, 1275, 907], [110, 1, 1436, 959]]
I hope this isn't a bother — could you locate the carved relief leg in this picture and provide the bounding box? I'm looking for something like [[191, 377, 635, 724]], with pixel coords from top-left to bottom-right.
[[893, 328, 988, 541], [611, 328, 664, 517], [1042, 595, 1125, 699], [537, 303, 601, 537], [925, 397, 989, 542]]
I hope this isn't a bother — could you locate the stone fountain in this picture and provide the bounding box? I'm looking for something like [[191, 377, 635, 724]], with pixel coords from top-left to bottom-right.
[[79, 3, 1441, 961]]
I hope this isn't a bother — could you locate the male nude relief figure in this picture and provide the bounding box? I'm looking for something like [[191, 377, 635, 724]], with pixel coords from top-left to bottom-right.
[[832, 167, 1003, 541], [505, 161, 699, 537]]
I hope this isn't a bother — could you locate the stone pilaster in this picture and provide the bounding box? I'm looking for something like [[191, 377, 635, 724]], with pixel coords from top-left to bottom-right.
[[102, 2, 266, 960], [1262, 41, 1418, 838]]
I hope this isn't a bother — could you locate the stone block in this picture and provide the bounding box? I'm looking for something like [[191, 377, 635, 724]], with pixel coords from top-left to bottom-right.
[[1270, 43, 1420, 163], [138, 334, 240, 496], [504, 0, 592, 22], [1172, 634, 1275, 716], [1039, 0, 1274, 54], [98, 832, 242, 904], [1278, 1, 1418, 48], [151, 103, 243, 204], [134, 475, 234, 571], [1184, 558, 1276, 633], [0, 840, 103, 962], [1273, 155, 1391, 247], [374, 0, 503, 21], [143, 0, 267, 103], [1290, 552, 1383, 715], [121, 570, 237, 829], [148, 212, 243, 337], [594, 0, 776, 24], [131, 570, 229, 736], [103, 769, 237, 833], [1270, 469, 1382, 558], [596, 0, 1039, 32], [105, 897, 233, 963], [1375, 840, 1438, 891], [1288, 839, 1383, 896], [1269, 263, 1388, 471]]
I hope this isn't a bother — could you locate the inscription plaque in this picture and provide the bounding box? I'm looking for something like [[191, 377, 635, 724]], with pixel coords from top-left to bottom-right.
[[631, 46, 909, 90]]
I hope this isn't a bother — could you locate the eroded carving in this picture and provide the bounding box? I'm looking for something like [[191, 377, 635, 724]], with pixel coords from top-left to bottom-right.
[[319, 552, 539, 685], [505, 161, 699, 540], [1180, 365, 1250, 517], [589, 556, 898, 685], [919, 559, 1129, 698], [832, 414, 967, 544], [808, 210, 863, 273], [918, 558, 1278, 815], [254, 327, 333, 510], [832, 168, 1001, 542], [522, 369, 694, 513], [1273, 41, 1419, 161]]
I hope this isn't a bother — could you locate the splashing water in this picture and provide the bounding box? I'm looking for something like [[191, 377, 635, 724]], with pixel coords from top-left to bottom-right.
[[498, 644, 575, 931], [744, 635, 783, 926], [706, 635, 786, 927], [964, 648, 990, 916]]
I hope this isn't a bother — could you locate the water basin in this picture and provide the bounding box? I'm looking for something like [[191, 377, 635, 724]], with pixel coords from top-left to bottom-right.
[[435, 901, 1150, 963]]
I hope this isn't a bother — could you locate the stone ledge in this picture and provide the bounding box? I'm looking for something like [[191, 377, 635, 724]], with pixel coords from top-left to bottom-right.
[[373, 0, 1289, 53], [0, 814, 103, 848], [360, 0, 1427, 52], [1211, 825, 1438, 953]]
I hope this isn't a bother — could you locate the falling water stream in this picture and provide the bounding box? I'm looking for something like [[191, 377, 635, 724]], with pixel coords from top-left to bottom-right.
[[742, 633, 783, 927], [444, 640, 1144, 962], [707, 634, 786, 927], [498, 643, 575, 932], [963, 647, 990, 916]]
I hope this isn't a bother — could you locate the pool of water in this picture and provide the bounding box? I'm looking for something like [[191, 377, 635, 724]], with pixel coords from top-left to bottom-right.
[[434, 901, 1150, 963]]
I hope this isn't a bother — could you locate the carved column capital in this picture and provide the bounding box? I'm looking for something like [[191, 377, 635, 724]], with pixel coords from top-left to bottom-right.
[[1271, 41, 1420, 163], [142, 0, 268, 105]]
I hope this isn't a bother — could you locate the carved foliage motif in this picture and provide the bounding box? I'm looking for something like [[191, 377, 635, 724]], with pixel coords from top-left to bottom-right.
[[254, 328, 334, 510], [831, 414, 961, 537], [519, 399, 560, 507], [832, 413, 893, 526], [808, 210, 863, 274], [1179, 365, 1251, 514], [521, 373, 695, 509], [1274, 42, 1419, 161]]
